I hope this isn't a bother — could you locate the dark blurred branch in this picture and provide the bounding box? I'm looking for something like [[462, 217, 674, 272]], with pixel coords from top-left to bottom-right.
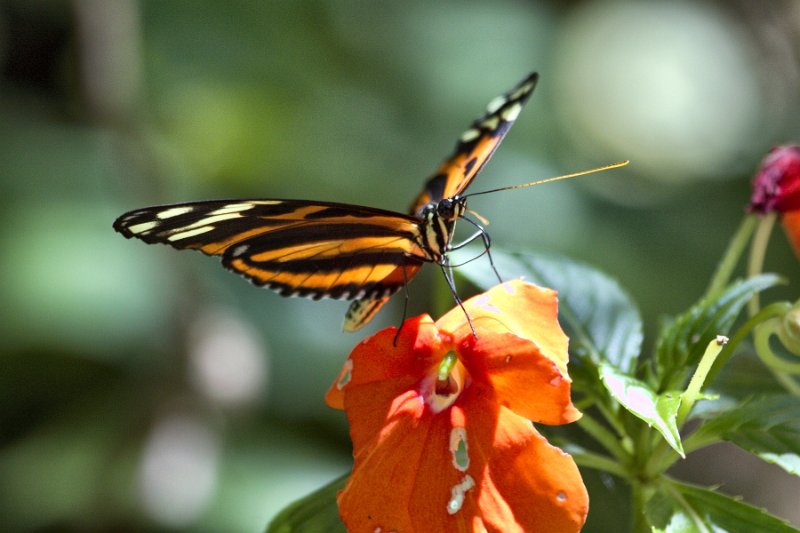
[[73, 0, 142, 126]]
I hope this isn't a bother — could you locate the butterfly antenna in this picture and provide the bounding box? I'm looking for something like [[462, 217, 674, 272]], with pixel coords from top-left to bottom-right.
[[464, 160, 629, 198]]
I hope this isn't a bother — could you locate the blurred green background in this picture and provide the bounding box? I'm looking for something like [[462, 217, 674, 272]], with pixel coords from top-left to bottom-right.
[[1, 1, 799, 531]]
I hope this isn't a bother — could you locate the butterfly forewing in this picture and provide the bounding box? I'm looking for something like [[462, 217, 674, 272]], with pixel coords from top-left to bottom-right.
[[344, 72, 539, 328], [114, 200, 429, 301], [408, 72, 538, 215], [115, 72, 540, 331]]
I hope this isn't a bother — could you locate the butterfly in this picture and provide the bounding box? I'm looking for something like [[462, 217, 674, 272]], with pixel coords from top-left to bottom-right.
[[114, 72, 625, 332]]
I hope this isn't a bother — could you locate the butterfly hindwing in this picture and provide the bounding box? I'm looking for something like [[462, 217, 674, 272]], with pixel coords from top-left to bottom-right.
[[116, 72, 539, 331], [114, 199, 429, 301], [409, 72, 538, 215]]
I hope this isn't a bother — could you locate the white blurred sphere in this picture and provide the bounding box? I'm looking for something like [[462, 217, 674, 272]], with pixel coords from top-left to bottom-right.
[[138, 413, 220, 527], [553, 2, 763, 185], [188, 307, 268, 408]]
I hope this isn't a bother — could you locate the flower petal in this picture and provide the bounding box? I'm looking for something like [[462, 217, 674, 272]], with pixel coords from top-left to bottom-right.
[[463, 332, 581, 424], [328, 314, 447, 451], [437, 280, 570, 375], [337, 386, 496, 532], [325, 314, 442, 410], [334, 283, 586, 532], [476, 405, 589, 533], [337, 362, 586, 532], [336, 389, 431, 532], [782, 210, 800, 258]]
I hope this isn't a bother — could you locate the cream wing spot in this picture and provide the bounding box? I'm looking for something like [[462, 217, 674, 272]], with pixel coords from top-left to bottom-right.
[[128, 221, 158, 235], [185, 213, 242, 228], [231, 244, 250, 257], [210, 203, 255, 215], [460, 128, 481, 143], [157, 206, 194, 219], [167, 226, 215, 241], [481, 115, 500, 131], [511, 81, 535, 101], [486, 95, 507, 114], [501, 102, 523, 122]]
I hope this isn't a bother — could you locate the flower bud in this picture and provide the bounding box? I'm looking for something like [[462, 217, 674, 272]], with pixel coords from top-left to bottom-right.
[[748, 145, 800, 214], [779, 307, 800, 355]]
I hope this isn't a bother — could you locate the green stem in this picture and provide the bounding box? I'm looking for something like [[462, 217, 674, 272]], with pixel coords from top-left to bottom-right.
[[753, 320, 800, 394], [576, 414, 631, 464], [631, 481, 655, 533], [773, 372, 800, 394], [597, 402, 630, 443], [644, 338, 730, 478], [705, 301, 792, 387], [677, 337, 727, 428], [754, 321, 800, 375], [570, 449, 629, 478], [705, 215, 758, 298], [636, 416, 663, 478], [646, 440, 681, 478], [748, 213, 777, 316]]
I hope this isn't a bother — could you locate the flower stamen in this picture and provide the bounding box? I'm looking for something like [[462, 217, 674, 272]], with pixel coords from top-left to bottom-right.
[[436, 351, 458, 394], [427, 351, 464, 413]]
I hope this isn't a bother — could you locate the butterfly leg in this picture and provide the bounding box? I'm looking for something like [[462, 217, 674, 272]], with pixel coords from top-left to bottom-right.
[[482, 234, 503, 285], [440, 257, 477, 338], [393, 261, 411, 346], [452, 216, 503, 284]]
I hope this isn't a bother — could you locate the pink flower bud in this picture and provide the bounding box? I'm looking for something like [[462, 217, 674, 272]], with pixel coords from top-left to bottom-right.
[[749, 145, 800, 214]]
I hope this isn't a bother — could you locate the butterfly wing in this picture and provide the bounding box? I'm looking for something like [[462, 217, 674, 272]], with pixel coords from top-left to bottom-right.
[[344, 72, 539, 329], [114, 199, 429, 302], [409, 72, 539, 215], [117, 73, 539, 331]]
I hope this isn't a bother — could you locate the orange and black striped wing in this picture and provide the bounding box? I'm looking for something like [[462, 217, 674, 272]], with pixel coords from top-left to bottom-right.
[[113, 199, 430, 302], [409, 72, 539, 215], [345, 72, 539, 329]]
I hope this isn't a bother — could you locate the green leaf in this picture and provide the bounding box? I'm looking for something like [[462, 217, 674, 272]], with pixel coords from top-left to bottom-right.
[[688, 395, 800, 476], [599, 363, 684, 456], [266, 474, 346, 533], [653, 274, 781, 390], [460, 249, 643, 373], [647, 480, 799, 533]]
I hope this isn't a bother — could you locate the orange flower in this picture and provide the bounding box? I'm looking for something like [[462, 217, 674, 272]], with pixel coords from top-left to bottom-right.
[[326, 280, 587, 533], [748, 145, 800, 254]]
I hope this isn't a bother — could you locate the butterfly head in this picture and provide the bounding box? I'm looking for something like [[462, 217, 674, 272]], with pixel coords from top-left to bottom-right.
[[428, 195, 467, 222], [418, 196, 468, 261]]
